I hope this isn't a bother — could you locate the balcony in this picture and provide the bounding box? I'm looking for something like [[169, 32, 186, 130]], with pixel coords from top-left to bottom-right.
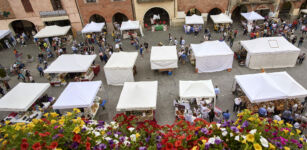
[[239, 0, 275, 4], [39, 10, 67, 18], [137, 0, 173, 3]]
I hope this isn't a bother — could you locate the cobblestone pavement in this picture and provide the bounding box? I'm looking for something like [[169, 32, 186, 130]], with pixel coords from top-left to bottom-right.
[[0, 24, 307, 125]]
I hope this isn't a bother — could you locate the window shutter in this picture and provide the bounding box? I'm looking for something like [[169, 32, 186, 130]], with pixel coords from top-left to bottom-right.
[[21, 0, 34, 12]]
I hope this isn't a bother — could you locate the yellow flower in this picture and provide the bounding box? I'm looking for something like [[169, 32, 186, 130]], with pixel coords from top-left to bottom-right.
[[201, 139, 207, 145], [73, 108, 81, 113], [50, 112, 59, 118], [43, 113, 49, 117], [4, 134, 8, 138], [237, 112, 244, 117], [50, 120, 57, 124], [253, 143, 262, 150], [237, 125, 241, 130], [248, 117, 255, 121], [269, 143, 276, 150], [192, 146, 198, 150], [5, 121, 10, 125], [290, 132, 294, 136], [296, 129, 301, 134], [278, 120, 284, 125], [241, 139, 247, 144], [299, 138, 304, 142], [56, 148, 62, 150], [101, 131, 105, 135], [0, 138, 3, 142], [27, 122, 35, 129], [284, 147, 290, 150], [59, 119, 65, 125], [66, 112, 72, 117], [135, 133, 140, 139], [32, 119, 39, 124], [273, 120, 277, 124], [283, 129, 289, 134], [2, 140, 7, 145], [77, 117, 82, 122], [73, 126, 80, 134], [15, 125, 21, 131], [286, 123, 293, 128], [246, 134, 255, 143]]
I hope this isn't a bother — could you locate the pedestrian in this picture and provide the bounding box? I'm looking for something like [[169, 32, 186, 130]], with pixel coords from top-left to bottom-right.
[[174, 38, 178, 46], [233, 97, 241, 113], [222, 110, 230, 120], [208, 108, 215, 122], [243, 28, 248, 36], [144, 42, 149, 51], [99, 51, 104, 62], [214, 85, 220, 99], [37, 65, 44, 77], [25, 69, 31, 82], [234, 29, 238, 38], [168, 33, 172, 45], [139, 44, 144, 57], [3, 81, 10, 91], [230, 36, 234, 48], [298, 37, 304, 47], [0, 86, 4, 96], [17, 70, 25, 82], [43, 60, 48, 69], [298, 53, 305, 64]]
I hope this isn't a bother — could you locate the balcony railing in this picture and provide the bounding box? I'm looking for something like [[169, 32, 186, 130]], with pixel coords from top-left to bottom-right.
[[39, 10, 67, 18], [137, 0, 173, 3], [239, 0, 274, 4]]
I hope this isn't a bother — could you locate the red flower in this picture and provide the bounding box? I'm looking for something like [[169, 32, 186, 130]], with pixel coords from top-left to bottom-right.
[[57, 134, 64, 138], [86, 142, 91, 150], [22, 138, 27, 143], [32, 142, 42, 150], [187, 135, 192, 141], [39, 133, 46, 137], [20, 142, 29, 150], [73, 134, 81, 143], [175, 140, 182, 147], [44, 132, 50, 136], [165, 143, 173, 150], [49, 141, 58, 149]]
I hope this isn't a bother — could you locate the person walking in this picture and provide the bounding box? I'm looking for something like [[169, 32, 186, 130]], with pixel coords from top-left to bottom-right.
[[222, 110, 230, 120], [0, 86, 5, 96], [214, 85, 220, 99], [233, 97, 241, 113], [139, 45, 144, 57], [230, 36, 234, 48], [17, 70, 25, 82], [209, 108, 215, 122], [37, 65, 44, 77], [234, 29, 238, 38], [3, 81, 10, 91], [298, 37, 304, 47]]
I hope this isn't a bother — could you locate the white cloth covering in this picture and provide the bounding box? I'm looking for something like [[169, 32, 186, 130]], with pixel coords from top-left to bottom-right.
[[44, 54, 97, 73], [81, 22, 105, 33], [0, 30, 11, 40], [52, 81, 102, 109], [301, 9, 307, 14], [120, 20, 144, 36], [0, 83, 50, 111], [185, 14, 204, 25], [34, 25, 71, 38], [150, 46, 178, 70], [210, 13, 233, 24], [235, 72, 307, 103], [240, 37, 300, 69], [116, 81, 158, 111], [179, 80, 216, 99], [240, 11, 264, 21], [104, 52, 138, 86], [191, 41, 234, 73]]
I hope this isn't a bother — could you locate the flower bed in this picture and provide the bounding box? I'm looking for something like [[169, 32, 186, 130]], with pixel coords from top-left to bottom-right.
[[0, 109, 306, 150]]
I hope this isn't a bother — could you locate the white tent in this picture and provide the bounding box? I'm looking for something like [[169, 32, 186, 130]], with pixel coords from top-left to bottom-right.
[[191, 41, 234, 73], [210, 13, 233, 24], [116, 81, 158, 111], [240, 37, 300, 69], [235, 72, 307, 103], [185, 14, 204, 25], [120, 20, 144, 36], [301, 9, 307, 14], [150, 46, 178, 70], [0, 30, 11, 40], [179, 80, 216, 99], [34, 25, 71, 38], [0, 83, 50, 111], [44, 54, 97, 73], [81, 22, 105, 34], [241, 11, 264, 21], [104, 52, 138, 86], [53, 81, 102, 109]]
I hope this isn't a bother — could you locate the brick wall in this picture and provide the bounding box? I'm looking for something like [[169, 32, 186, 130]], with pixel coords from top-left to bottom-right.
[[177, 0, 228, 14], [0, 0, 15, 19]]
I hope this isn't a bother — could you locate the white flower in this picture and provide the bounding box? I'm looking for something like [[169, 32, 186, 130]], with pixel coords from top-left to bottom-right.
[[105, 137, 112, 141], [113, 124, 119, 129], [89, 120, 98, 125], [230, 133, 233, 137], [113, 139, 119, 145], [249, 129, 257, 135], [235, 135, 240, 141], [114, 134, 118, 138], [220, 128, 226, 131], [242, 135, 246, 140], [260, 136, 269, 148], [123, 140, 130, 146], [130, 134, 136, 142], [208, 138, 215, 144], [110, 121, 116, 126], [96, 140, 101, 144], [216, 123, 221, 128], [128, 127, 135, 132], [94, 131, 100, 137], [222, 131, 228, 137]]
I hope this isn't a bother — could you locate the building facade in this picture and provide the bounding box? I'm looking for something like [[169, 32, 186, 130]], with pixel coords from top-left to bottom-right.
[[0, 0, 82, 36]]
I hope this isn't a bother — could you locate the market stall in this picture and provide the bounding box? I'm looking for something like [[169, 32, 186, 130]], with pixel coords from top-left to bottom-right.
[[191, 41, 234, 73], [120, 20, 144, 39], [52, 81, 102, 119], [233, 72, 307, 113], [0, 83, 53, 123], [116, 81, 158, 121], [0, 30, 13, 49], [150, 46, 178, 74], [210, 13, 233, 32], [240, 37, 300, 69], [301, 9, 307, 14], [104, 52, 138, 86], [44, 54, 99, 86], [184, 14, 204, 34], [240, 11, 264, 32], [34, 25, 71, 39], [81, 21, 105, 34]]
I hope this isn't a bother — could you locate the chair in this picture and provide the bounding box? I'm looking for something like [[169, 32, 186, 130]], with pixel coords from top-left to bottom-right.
[[100, 99, 107, 110]]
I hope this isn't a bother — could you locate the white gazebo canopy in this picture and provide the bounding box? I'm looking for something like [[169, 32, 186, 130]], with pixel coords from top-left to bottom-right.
[[44, 54, 97, 73], [191, 41, 234, 72], [179, 80, 216, 99], [235, 72, 307, 103], [0, 83, 50, 111], [301, 9, 307, 14], [241, 11, 264, 21], [104, 52, 138, 86], [52, 81, 102, 109], [0, 30, 11, 40], [34, 25, 71, 38], [185, 14, 204, 25], [150, 46, 178, 70], [116, 81, 158, 111], [120, 20, 144, 36], [81, 22, 105, 33], [210, 13, 233, 24]]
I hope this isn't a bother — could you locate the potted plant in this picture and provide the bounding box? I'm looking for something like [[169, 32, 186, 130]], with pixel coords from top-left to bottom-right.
[[27, 54, 34, 63]]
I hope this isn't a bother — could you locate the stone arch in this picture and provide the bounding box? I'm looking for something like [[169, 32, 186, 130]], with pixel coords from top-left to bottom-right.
[[112, 12, 128, 25], [207, 8, 223, 22], [143, 7, 170, 26], [186, 7, 202, 16], [9, 20, 36, 37], [89, 14, 106, 23], [279, 1, 293, 19], [231, 5, 248, 22]]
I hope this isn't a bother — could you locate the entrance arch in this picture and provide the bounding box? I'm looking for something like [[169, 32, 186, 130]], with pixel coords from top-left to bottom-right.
[[112, 13, 128, 25], [186, 8, 201, 16], [143, 7, 170, 26], [9, 20, 36, 36], [207, 8, 222, 23], [280, 2, 292, 19], [231, 5, 248, 23], [89, 14, 106, 23]]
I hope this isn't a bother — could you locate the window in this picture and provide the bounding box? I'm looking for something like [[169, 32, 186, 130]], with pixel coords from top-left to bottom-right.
[[86, 0, 96, 2], [21, 0, 34, 12], [51, 0, 63, 10]]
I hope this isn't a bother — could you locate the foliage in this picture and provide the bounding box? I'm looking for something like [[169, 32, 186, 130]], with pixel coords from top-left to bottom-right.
[[0, 68, 6, 78]]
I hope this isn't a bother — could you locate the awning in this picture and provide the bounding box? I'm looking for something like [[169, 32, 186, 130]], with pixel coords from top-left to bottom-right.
[[0, 30, 11, 40], [180, 80, 216, 99], [34, 25, 71, 38], [81, 22, 105, 33]]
